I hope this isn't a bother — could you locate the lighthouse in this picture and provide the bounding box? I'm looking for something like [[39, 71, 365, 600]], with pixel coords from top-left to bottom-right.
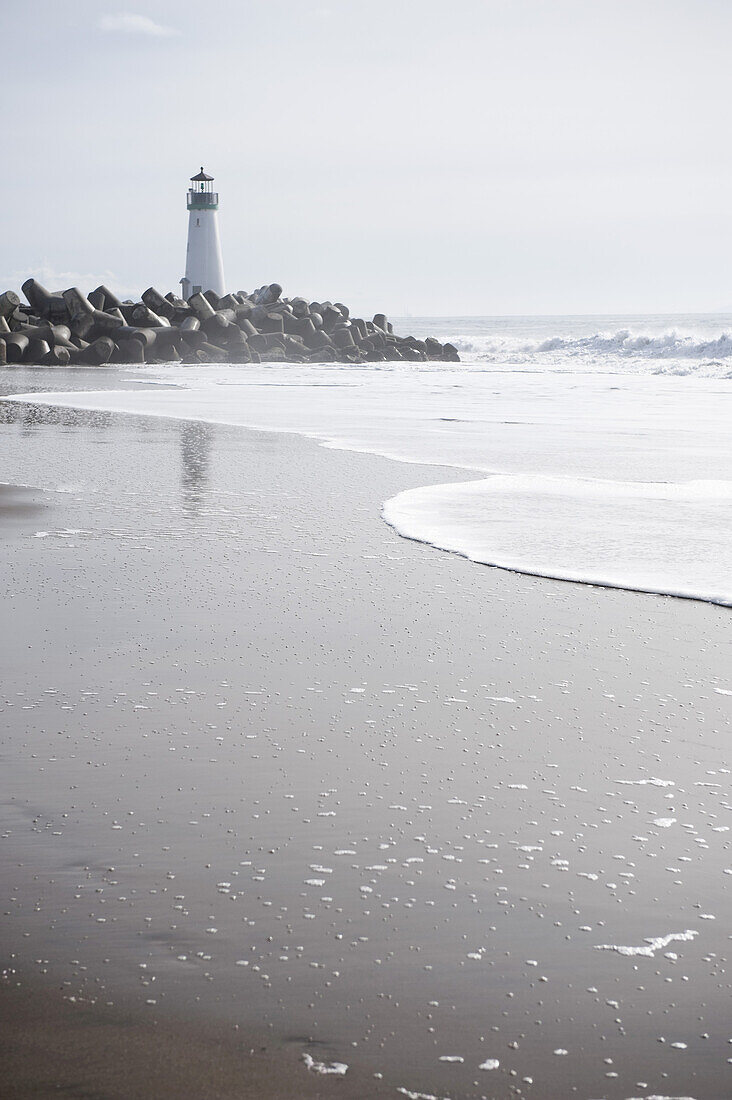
[[181, 167, 225, 300]]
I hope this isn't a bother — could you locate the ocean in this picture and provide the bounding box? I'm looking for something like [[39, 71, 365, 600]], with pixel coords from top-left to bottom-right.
[[11, 313, 732, 607]]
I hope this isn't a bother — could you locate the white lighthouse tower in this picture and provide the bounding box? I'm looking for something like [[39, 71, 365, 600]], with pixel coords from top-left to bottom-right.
[[181, 167, 225, 299]]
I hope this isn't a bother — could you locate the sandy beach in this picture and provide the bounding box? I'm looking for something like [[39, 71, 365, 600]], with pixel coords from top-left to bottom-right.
[[2, 366, 732, 1099]]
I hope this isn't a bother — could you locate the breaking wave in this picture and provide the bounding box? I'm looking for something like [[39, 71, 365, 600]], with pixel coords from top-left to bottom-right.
[[449, 328, 732, 375]]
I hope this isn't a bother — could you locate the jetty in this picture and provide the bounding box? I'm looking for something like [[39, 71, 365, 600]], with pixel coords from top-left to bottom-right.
[[0, 280, 459, 367]]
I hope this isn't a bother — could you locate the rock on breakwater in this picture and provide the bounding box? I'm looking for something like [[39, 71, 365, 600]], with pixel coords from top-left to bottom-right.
[[0, 279, 460, 367]]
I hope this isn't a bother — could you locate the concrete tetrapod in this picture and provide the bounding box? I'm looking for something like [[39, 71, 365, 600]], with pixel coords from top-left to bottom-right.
[[0, 279, 461, 366]]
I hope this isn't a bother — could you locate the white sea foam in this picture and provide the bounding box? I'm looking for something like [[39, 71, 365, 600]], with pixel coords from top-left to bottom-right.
[[616, 778, 675, 787], [383, 475, 732, 606], [595, 929, 698, 958], [396, 1090, 441, 1100], [6, 321, 732, 606], [302, 1053, 348, 1075]]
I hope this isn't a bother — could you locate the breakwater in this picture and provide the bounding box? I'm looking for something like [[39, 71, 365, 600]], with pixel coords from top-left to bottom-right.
[[0, 280, 459, 366]]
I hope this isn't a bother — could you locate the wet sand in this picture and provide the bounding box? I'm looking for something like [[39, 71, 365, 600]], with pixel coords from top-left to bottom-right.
[[0, 981, 384, 1099], [0, 483, 48, 531], [1, 367, 732, 1099]]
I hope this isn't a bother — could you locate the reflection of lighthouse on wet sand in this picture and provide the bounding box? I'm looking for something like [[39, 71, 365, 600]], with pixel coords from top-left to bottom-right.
[[180, 167, 225, 299], [180, 419, 213, 513]]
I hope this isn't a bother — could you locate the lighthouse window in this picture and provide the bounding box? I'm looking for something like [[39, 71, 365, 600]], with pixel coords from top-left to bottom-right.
[[196, 218, 200, 226]]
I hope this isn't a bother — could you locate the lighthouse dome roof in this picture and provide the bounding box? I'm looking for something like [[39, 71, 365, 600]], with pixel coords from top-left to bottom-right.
[[191, 167, 214, 181]]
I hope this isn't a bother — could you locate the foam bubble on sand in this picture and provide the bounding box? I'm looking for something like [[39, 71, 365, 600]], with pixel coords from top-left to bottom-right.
[[653, 817, 677, 827], [616, 778, 675, 787], [479, 1058, 500, 1070], [595, 930, 698, 958], [302, 1053, 348, 1075]]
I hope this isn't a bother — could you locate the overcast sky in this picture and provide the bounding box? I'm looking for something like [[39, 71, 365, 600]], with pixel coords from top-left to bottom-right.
[[3, 0, 732, 315]]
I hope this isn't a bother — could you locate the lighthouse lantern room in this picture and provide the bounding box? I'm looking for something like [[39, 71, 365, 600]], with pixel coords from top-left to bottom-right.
[[181, 167, 225, 300]]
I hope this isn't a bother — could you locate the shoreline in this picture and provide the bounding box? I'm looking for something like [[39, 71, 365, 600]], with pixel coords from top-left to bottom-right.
[[1, 374, 732, 1098], [9, 357, 732, 609]]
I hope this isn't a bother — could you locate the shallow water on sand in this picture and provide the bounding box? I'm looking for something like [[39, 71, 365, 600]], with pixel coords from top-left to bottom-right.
[[14, 350, 732, 606], [1, 366, 732, 1099]]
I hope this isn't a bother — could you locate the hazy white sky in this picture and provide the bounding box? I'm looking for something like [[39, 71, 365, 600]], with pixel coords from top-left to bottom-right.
[[3, 0, 732, 315]]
